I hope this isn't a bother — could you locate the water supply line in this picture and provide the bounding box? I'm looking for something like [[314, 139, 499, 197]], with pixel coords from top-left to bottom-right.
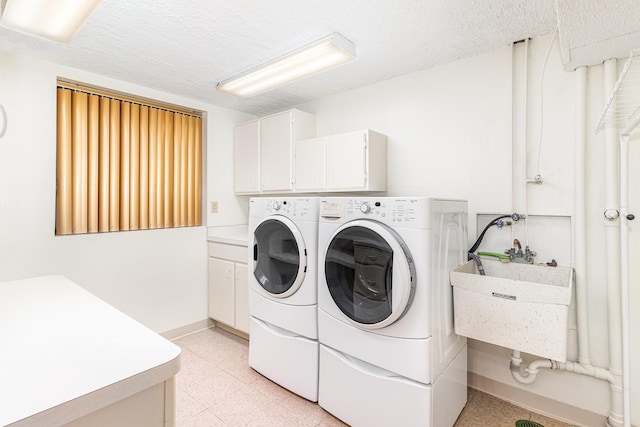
[[529, 26, 557, 186], [467, 213, 526, 274], [522, 36, 531, 248], [511, 38, 530, 247], [513, 33, 552, 253], [516, 31, 555, 250]]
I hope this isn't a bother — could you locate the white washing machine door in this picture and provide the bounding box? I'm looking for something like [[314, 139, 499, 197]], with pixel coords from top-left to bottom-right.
[[252, 215, 307, 298], [323, 219, 416, 329]]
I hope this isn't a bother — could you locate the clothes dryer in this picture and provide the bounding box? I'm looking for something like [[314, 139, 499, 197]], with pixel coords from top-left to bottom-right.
[[248, 197, 319, 401], [317, 197, 468, 426]]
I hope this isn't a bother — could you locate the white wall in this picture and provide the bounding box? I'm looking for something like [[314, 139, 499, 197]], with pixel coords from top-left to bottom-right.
[[304, 47, 514, 224], [206, 110, 254, 227], [0, 50, 252, 333], [298, 36, 638, 424]]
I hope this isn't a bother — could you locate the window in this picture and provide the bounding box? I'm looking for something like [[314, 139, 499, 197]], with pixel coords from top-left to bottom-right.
[[56, 81, 203, 235]]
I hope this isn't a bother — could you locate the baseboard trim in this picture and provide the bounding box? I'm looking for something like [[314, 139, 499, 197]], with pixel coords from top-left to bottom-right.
[[468, 372, 607, 427], [160, 319, 214, 340], [212, 321, 249, 340]]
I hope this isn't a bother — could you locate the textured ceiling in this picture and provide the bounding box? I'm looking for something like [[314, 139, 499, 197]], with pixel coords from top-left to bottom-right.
[[557, 0, 640, 70], [1, 0, 639, 116]]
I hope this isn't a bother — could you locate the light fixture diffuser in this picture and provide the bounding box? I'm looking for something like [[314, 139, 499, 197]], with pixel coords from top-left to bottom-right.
[[0, 0, 103, 43], [217, 33, 356, 98]]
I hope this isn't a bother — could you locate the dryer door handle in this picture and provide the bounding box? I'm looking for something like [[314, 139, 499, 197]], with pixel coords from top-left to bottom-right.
[[253, 243, 258, 261]]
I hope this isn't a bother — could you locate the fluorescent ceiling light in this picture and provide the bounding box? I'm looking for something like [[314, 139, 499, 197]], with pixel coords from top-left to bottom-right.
[[217, 33, 356, 98], [0, 0, 103, 43]]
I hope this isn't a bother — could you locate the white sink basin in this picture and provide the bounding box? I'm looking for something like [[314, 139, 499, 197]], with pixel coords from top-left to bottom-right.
[[450, 259, 574, 361]]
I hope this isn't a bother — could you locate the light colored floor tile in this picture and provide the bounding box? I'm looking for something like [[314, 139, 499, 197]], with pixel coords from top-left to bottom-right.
[[181, 409, 227, 427], [454, 390, 531, 427], [315, 413, 351, 427], [251, 374, 295, 404], [277, 391, 332, 426], [176, 348, 208, 378], [186, 367, 253, 410], [173, 327, 575, 427], [217, 349, 264, 384], [209, 387, 294, 426], [175, 350, 253, 409], [177, 327, 247, 358], [454, 390, 576, 427], [178, 328, 262, 385], [175, 386, 206, 425]]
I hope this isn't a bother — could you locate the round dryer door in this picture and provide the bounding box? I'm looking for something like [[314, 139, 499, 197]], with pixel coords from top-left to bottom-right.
[[252, 216, 307, 298], [324, 220, 416, 329]]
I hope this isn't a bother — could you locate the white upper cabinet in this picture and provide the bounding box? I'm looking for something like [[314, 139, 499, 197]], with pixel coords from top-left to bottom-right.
[[293, 137, 326, 191], [234, 109, 316, 194], [295, 129, 387, 192], [233, 120, 260, 194]]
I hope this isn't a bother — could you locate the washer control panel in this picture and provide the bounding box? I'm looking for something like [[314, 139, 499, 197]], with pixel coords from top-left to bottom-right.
[[253, 198, 318, 220]]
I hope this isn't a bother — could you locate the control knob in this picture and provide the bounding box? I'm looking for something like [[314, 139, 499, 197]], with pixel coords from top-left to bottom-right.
[[360, 202, 371, 214], [272, 201, 281, 211]]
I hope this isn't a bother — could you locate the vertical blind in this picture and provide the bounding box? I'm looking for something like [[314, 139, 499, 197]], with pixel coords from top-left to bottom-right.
[[56, 84, 203, 235]]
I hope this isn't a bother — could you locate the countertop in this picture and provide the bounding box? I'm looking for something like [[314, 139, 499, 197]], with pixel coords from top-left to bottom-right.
[[207, 225, 248, 246], [0, 275, 181, 426]]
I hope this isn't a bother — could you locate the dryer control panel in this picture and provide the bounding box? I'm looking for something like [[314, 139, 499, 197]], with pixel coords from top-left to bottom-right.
[[320, 197, 433, 228]]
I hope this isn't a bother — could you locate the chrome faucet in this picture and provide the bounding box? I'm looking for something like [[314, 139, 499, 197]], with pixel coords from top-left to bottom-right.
[[505, 239, 536, 264]]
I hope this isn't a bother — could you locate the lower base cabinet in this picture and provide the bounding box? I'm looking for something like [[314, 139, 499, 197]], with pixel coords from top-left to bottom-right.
[[207, 242, 249, 335]]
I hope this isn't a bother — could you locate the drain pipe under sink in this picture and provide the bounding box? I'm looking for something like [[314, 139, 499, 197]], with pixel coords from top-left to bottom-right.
[[509, 350, 552, 385], [510, 349, 615, 384]]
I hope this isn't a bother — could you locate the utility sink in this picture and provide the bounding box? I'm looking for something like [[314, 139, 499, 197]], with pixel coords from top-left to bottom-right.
[[450, 259, 574, 361]]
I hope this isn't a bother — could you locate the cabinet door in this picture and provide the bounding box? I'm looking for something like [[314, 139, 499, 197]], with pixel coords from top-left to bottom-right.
[[234, 263, 250, 334], [326, 132, 367, 190], [208, 257, 235, 327], [260, 112, 292, 192], [294, 137, 326, 191], [234, 121, 260, 193]]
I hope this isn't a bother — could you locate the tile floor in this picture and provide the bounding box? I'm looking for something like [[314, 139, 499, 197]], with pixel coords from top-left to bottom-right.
[[172, 327, 576, 427]]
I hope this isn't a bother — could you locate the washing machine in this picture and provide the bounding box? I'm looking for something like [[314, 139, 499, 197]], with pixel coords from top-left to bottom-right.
[[248, 197, 319, 401], [317, 197, 468, 427]]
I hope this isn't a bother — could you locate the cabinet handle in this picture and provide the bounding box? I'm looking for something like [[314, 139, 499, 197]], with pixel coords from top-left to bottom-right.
[[226, 267, 233, 279]]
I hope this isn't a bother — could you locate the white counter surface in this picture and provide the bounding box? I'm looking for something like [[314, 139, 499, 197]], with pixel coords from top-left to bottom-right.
[[207, 225, 248, 246], [0, 275, 181, 426]]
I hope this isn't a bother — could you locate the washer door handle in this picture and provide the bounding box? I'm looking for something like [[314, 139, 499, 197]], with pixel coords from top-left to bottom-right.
[[253, 243, 258, 261]]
